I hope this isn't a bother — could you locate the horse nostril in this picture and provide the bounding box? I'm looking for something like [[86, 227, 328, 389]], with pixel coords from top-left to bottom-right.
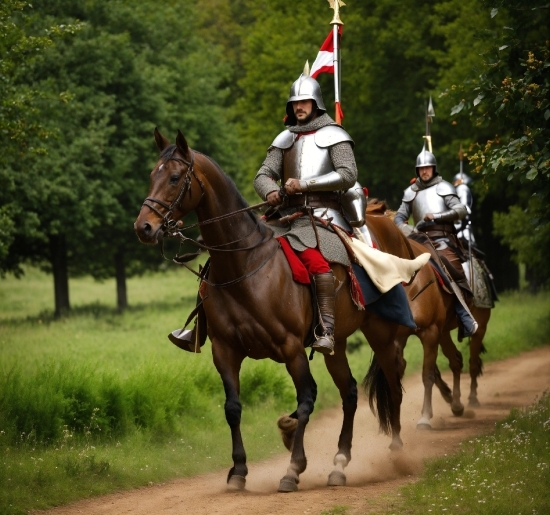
[[142, 222, 152, 235]]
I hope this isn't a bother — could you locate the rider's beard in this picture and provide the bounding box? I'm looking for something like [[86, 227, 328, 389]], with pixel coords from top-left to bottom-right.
[[297, 109, 318, 126]]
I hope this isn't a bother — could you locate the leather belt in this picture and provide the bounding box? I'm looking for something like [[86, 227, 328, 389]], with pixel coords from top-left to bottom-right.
[[286, 192, 341, 210], [418, 223, 457, 238]]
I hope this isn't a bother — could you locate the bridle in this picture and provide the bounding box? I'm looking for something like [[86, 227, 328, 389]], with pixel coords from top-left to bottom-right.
[[141, 151, 200, 233], [140, 149, 277, 287]]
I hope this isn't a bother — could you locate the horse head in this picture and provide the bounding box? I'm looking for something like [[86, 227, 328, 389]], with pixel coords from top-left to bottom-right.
[[134, 128, 203, 244]]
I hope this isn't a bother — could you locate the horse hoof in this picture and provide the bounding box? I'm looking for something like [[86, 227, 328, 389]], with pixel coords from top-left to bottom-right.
[[468, 398, 481, 408], [278, 477, 298, 493], [452, 404, 465, 417], [389, 438, 403, 451], [416, 419, 432, 430], [328, 471, 346, 486], [227, 474, 246, 491]]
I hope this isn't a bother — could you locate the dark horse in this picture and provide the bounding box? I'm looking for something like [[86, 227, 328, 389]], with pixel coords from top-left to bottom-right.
[[135, 130, 408, 492]]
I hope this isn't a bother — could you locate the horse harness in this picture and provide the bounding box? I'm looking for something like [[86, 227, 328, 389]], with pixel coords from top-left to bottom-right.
[[141, 149, 277, 287]]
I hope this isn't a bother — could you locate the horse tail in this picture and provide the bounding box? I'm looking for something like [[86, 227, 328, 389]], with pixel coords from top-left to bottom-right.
[[433, 365, 453, 404], [362, 355, 395, 436]]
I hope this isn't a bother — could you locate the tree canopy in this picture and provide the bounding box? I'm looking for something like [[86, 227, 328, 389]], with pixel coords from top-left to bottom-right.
[[2, 0, 548, 306]]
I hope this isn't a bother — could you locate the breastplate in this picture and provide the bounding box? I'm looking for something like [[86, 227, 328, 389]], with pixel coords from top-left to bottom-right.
[[411, 186, 448, 225], [283, 133, 333, 181]]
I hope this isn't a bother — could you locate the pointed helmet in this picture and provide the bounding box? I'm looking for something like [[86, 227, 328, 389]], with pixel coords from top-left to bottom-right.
[[285, 61, 326, 126], [453, 172, 472, 186], [415, 147, 438, 177]]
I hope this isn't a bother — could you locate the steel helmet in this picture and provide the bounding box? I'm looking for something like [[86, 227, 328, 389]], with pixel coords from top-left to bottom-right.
[[453, 172, 472, 186], [415, 149, 438, 177], [285, 63, 326, 126]]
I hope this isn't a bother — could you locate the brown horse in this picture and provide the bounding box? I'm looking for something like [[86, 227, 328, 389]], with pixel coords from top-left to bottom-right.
[[365, 202, 468, 428], [465, 305, 492, 406], [134, 129, 409, 492], [366, 202, 495, 425]]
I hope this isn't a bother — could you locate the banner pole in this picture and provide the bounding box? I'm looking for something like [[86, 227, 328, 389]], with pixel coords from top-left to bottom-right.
[[329, 1, 345, 124]]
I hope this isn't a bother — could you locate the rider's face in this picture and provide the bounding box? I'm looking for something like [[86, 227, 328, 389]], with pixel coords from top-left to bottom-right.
[[418, 166, 434, 182], [292, 100, 316, 124]]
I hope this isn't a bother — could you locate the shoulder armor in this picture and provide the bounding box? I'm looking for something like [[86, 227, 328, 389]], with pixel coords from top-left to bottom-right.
[[436, 181, 458, 197], [270, 130, 295, 149], [402, 185, 416, 202], [315, 125, 354, 148]]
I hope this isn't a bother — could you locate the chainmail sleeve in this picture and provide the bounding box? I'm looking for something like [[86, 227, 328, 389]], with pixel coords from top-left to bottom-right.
[[443, 194, 468, 220], [253, 147, 283, 200], [394, 201, 411, 227], [329, 141, 357, 191]]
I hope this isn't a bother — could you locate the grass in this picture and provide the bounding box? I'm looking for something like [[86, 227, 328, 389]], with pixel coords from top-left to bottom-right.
[[372, 390, 550, 515], [0, 266, 549, 514]]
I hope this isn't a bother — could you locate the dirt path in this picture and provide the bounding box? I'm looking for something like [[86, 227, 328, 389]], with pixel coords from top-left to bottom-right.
[[38, 347, 550, 515]]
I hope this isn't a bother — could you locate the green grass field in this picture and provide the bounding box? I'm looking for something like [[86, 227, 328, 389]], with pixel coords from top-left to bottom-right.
[[0, 266, 549, 514]]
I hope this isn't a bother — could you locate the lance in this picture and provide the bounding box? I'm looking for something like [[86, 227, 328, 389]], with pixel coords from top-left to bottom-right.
[[459, 143, 464, 181], [423, 96, 435, 152], [328, 0, 345, 124], [459, 143, 475, 288]]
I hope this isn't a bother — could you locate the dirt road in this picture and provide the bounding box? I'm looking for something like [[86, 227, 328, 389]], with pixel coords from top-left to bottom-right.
[[38, 346, 550, 515]]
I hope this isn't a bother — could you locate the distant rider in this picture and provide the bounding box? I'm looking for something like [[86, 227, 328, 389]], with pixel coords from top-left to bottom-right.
[[394, 149, 478, 337]]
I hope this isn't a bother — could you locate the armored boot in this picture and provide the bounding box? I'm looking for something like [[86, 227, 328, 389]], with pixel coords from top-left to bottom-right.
[[311, 272, 336, 355], [454, 296, 478, 340]]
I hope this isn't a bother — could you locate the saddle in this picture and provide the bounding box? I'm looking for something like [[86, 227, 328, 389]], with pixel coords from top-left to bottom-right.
[[408, 232, 465, 295]]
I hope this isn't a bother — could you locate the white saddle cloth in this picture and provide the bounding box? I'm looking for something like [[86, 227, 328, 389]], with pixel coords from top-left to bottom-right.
[[334, 226, 430, 293]]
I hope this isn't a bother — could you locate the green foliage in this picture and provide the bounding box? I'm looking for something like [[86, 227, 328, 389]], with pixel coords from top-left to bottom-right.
[[0, 267, 548, 513], [493, 201, 550, 288], [0, 1, 81, 274]]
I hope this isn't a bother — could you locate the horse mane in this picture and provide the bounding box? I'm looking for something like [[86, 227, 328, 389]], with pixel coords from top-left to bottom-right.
[[196, 151, 264, 229], [366, 198, 396, 219], [159, 145, 252, 214]]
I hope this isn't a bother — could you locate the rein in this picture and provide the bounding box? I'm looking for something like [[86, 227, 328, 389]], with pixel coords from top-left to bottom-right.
[[142, 149, 278, 286]]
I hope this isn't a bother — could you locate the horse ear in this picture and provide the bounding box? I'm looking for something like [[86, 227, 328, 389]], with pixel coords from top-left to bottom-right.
[[154, 127, 171, 151], [176, 130, 190, 158]]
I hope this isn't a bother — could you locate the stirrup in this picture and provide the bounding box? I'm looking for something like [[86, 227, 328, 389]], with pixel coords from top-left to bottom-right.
[[311, 333, 335, 356], [168, 328, 201, 353], [464, 321, 479, 338]]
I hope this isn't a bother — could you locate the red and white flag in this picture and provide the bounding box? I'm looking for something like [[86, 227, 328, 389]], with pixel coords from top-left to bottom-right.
[[310, 27, 342, 79]]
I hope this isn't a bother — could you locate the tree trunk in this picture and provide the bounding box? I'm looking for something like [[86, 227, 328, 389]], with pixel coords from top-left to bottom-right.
[[115, 250, 128, 312], [49, 234, 70, 317]]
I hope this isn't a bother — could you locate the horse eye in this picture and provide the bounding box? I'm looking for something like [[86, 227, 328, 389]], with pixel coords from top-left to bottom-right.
[[170, 174, 180, 184]]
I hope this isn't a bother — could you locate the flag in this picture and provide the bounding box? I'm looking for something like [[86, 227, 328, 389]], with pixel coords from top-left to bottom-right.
[[310, 27, 342, 79]]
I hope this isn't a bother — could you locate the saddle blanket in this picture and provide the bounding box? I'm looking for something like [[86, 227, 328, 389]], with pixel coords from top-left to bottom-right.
[[277, 237, 417, 329]]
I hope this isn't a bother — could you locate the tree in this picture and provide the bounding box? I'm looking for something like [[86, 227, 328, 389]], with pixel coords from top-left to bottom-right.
[[2, 0, 238, 314], [443, 0, 550, 288], [0, 0, 80, 274]]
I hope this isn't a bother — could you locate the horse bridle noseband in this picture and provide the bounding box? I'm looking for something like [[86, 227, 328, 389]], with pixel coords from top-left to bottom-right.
[[141, 151, 199, 233]]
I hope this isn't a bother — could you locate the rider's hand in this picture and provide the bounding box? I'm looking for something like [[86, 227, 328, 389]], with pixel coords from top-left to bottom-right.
[[424, 212, 435, 221], [284, 178, 302, 196], [266, 190, 282, 206]]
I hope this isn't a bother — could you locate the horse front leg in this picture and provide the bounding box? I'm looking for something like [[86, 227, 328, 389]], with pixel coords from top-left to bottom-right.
[[468, 307, 491, 407], [323, 340, 358, 487], [439, 331, 464, 416], [212, 344, 247, 490], [415, 326, 440, 430], [278, 350, 317, 493]]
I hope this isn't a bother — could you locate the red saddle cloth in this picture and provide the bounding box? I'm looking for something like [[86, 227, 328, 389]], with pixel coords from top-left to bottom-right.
[[276, 237, 366, 308], [277, 237, 310, 284]]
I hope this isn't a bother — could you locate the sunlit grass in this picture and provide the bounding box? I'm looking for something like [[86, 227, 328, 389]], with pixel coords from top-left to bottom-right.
[[374, 391, 550, 515], [0, 267, 549, 514]]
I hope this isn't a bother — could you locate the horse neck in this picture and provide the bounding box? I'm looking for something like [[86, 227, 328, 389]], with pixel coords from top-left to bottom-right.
[[366, 215, 408, 258], [193, 156, 268, 264]]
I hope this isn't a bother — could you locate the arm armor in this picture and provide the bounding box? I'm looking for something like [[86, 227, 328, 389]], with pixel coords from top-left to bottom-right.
[[433, 209, 461, 222], [299, 171, 345, 192]]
